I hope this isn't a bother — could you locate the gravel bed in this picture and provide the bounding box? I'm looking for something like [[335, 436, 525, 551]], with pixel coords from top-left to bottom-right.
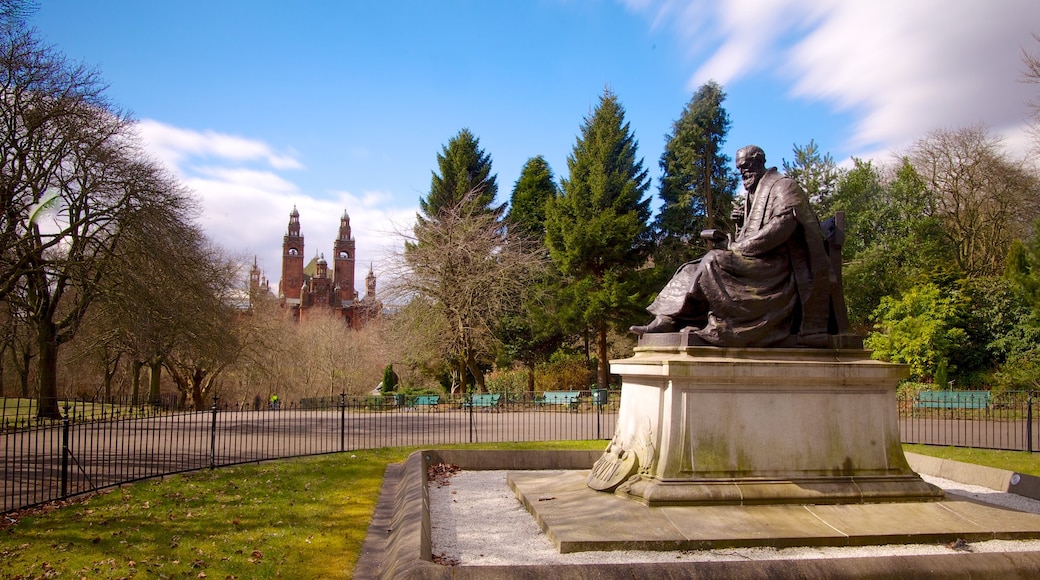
[[428, 470, 1040, 566]]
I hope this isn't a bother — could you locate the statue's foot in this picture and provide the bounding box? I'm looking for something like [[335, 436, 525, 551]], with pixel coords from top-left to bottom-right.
[[629, 316, 677, 336]]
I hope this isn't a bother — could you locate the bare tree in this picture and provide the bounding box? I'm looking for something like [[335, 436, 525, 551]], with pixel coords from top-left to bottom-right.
[[0, 28, 181, 417], [909, 126, 1040, 277], [388, 194, 547, 393], [1024, 33, 1040, 152]]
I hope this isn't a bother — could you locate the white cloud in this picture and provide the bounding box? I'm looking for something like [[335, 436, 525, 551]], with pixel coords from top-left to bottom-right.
[[134, 119, 415, 297], [135, 119, 304, 172], [629, 0, 1040, 155]]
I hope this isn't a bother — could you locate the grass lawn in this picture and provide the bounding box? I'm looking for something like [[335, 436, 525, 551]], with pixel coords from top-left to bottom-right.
[[0, 440, 604, 579], [0, 440, 1034, 579]]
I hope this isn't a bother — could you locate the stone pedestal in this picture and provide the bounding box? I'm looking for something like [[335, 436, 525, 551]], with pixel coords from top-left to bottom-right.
[[589, 339, 943, 506]]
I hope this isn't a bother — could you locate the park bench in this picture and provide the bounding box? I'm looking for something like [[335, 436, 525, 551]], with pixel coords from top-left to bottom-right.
[[407, 395, 440, 411], [914, 390, 991, 410], [463, 393, 501, 411], [536, 391, 581, 410]]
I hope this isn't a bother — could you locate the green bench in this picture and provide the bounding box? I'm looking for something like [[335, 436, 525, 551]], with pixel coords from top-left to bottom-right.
[[914, 390, 990, 409], [463, 393, 501, 410], [537, 391, 581, 410], [407, 395, 440, 411]]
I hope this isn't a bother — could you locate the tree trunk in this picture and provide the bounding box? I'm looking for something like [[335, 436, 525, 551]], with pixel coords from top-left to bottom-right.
[[457, 358, 468, 394], [131, 360, 143, 405], [35, 320, 62, 419], [190, 368, 207, 409], [102, 352, 120, 401], [596, 321, 609, 390], [148, 360, 162, 406], [465, 349, 485, 393], [15, 348, 31, 398], [0, 343, 6, 397]]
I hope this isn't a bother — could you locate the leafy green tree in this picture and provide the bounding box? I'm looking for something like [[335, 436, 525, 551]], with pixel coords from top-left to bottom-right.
[[420, 128, 502, 221], [995, 224, 1040, 389], [833, 158, 955, 329], [865, 283, 970, 384], [782, 139, 842, 217], [1006, 223, 1040, 315], [545, 89, 652, 389], [654, 81, 737, 272]]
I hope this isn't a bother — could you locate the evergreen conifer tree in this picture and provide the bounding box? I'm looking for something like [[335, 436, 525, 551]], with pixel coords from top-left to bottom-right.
[[507, 155, 558, 238], [420, 128, 502, 222], [654, 81, 737, 272], [545, 89, 652, 389]]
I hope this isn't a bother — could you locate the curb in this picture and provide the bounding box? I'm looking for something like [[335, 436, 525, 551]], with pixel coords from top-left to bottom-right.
[[905, 452, 1040, 501]]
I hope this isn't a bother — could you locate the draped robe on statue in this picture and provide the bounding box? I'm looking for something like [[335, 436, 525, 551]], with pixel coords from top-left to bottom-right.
[[647, 168, 833, 347]]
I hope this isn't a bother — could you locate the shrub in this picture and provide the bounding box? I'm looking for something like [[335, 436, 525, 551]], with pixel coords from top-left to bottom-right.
[[534, 353, 592, 392], [485, 367, 528, 398]]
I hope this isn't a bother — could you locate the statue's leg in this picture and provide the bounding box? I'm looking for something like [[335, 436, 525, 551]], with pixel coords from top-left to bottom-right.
[[632, 261, 708, 335]]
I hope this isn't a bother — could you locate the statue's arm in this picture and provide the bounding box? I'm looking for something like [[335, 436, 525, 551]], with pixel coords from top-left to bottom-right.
[[731, 180, 802, 256], [731, 212, 797, 256]]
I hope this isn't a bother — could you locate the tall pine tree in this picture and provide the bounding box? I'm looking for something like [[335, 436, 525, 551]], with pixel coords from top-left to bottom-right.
[[545, 89, 652, 389], [654, 81, 737, 273], [419, 128, 502, 222], [500, 156, 563, 394], [507, 155, 558, 238]]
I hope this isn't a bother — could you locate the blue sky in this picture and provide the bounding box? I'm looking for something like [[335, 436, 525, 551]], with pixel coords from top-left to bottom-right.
[[31, 0, 1040, 296]]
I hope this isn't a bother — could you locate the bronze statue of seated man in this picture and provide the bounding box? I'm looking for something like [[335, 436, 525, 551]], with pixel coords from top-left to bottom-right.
[[631, 144, 834, 348]]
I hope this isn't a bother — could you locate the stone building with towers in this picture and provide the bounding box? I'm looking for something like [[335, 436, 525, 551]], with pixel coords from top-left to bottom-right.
[[278, 206, 379, 327]]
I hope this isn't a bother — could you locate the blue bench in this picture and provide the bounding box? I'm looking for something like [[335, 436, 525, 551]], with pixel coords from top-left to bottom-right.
[[408, 395, 440, 411], [914, 390, 990, 410], [463, 393, 501, 410], [537, 391, 581, 410]]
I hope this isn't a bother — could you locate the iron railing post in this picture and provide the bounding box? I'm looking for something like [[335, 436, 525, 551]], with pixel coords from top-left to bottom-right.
[[596, 392, 601, 440], [468, 393, 474, 443], [1028, 392, 1034, 453], [209, 396, 219, 469], [60, 403, 70, 499], [339, 392, 346, 452]]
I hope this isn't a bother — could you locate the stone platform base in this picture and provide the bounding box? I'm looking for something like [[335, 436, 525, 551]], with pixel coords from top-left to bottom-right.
[[598, 345, 940, 506], [513, 469, 1040, 554]]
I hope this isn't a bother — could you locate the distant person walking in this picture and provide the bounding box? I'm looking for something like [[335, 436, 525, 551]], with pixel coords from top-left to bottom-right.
[[269, 394, 280, 410]]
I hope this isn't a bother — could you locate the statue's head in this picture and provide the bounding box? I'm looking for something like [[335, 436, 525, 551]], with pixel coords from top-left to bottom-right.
[[736, 145, 767, 193]]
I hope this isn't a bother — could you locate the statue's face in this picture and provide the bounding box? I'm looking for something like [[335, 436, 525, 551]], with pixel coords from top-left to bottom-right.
[[736, 152, 765, 193]]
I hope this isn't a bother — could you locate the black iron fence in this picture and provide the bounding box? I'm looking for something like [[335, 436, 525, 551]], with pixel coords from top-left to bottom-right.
[[2, 389, 1038, 514], [899, 390, 1038, 452], [1, 392, 619, 514]]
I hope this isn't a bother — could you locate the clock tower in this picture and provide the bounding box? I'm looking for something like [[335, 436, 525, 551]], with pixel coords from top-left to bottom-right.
[[279, 206, 304, 304], [333, 209, 356, 307]]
